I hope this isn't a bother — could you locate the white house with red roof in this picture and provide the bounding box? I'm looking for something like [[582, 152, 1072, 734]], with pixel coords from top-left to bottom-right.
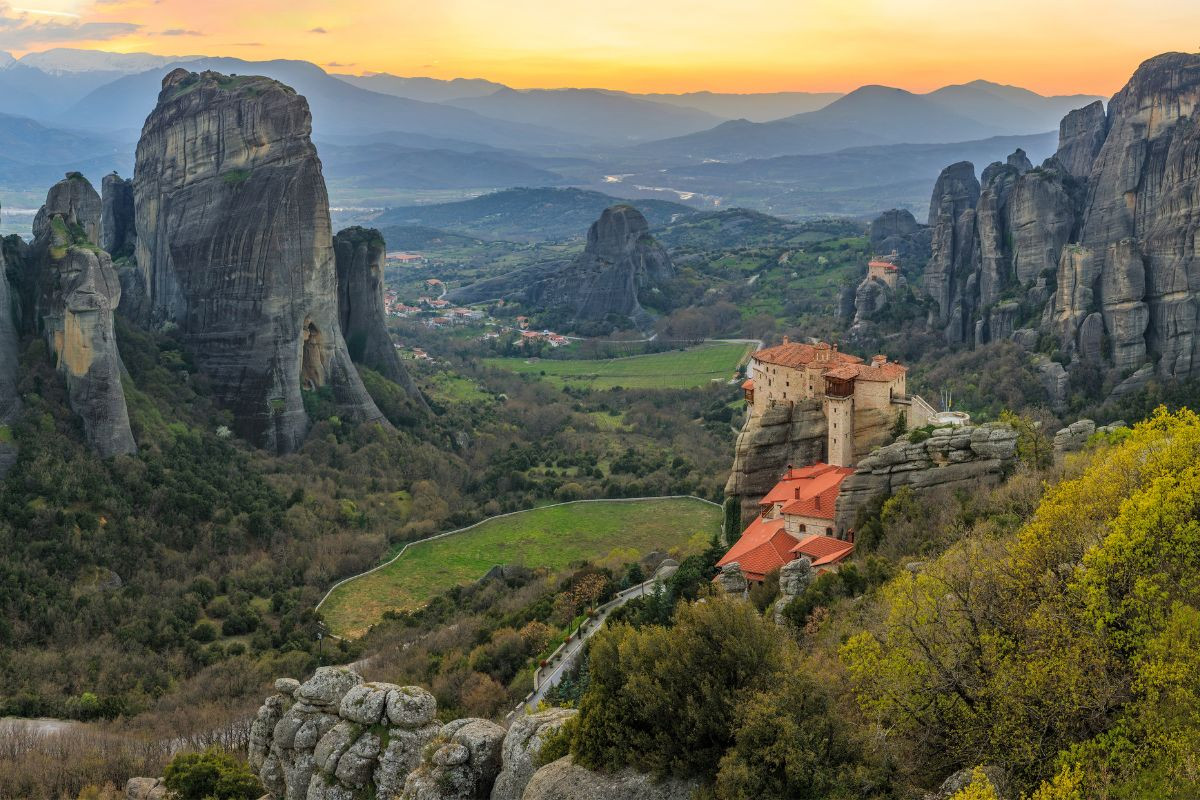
[[741, 338, 935, 467], [718, 463, 857, 583]]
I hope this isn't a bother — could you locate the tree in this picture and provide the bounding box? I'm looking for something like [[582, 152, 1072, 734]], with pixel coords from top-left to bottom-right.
[[998, 409, 1053, 470], [162, 748, 262, 800], [722, 496, 742, 547]]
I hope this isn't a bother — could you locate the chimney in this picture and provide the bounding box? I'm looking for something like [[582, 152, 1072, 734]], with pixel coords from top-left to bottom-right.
[[815, 495, 821, 510], [873, 354, 887, 366], [782, 335, 789, 344]]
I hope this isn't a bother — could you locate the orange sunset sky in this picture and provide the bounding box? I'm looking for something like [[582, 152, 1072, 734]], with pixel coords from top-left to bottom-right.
[[0, 0, 1196, 95]]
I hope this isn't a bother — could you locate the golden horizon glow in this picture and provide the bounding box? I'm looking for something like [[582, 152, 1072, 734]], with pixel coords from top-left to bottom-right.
[[2, 0, 1198, 95]]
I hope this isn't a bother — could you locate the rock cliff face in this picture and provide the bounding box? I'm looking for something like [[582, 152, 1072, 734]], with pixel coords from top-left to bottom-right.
[[447, 205, 674, 330], [868, 208, 931, 269], [520, 757, 698, 800], [332, 226, 423, 402], [27, 174, 136, 458], [100, 172, 135, 257], [724, 400, 826, 520], [0, 225, 19, 476], [132, 69, 386, 452], [919, 53, 1200, 395], [834, 423, 1017, 529]]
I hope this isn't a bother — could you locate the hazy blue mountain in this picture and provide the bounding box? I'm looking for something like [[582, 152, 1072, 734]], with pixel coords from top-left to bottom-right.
[[0, 111, 128, 165], [445, 88, 725, 142], [373, 187, 694, 242], [318, 142, 567, 190], [334, 73, 507, 102], [632, 90, 842, 121], [616, 131, 1059, 218], [638, 82, 1102, 162], [16, 47, 199, 75], [60, 57, 579, 148], [925, 80, 1102, 133]]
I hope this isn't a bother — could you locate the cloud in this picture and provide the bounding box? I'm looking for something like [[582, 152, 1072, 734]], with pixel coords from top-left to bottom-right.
[[325, 61, 354, 67], [232, 42, 263, 47], [158, 28, 203, 37], [309, 26, 327, 34], [0, 6, 139, 48]]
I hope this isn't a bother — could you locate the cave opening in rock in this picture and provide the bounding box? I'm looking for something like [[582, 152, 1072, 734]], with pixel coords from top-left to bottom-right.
[[301, 318, 327, 390]]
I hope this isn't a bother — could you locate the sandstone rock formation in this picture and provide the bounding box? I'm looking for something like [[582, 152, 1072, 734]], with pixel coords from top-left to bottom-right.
[[27, 174, 135, 458], [521, 757, 698, 800], [100, 172, 135, 257], [447, 205, 674, 331], [834, 423, 1018, 529], [724, 399, 826, 520], [132, 69, 386, 452], [491, 708, 577, 800], [868, 208, 931, 270], [1052, 419, 1096, 460], [0, 219, 20, 476], [773, 555, 813, 624], [333, 226, 423, 402], [917, 53, 1200, 401]]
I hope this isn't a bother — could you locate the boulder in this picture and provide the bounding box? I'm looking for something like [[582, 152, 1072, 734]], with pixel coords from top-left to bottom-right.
[[400, 718, 506, 800], [132, 70, 387, 453], [521, 757, 698, 800], [296, 667, 362, 709], [387, 685, 438, 728], [773, 556, 813, 624], [716, 562, 748, 595], [1053, 419, 1096, 459], [338, 682, 392, 724], [490, 708, 577, 800], [124, 777, 167, 800]]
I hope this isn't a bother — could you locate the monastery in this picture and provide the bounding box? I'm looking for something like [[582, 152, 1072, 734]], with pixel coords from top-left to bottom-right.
[[741, 338, 934, 467]]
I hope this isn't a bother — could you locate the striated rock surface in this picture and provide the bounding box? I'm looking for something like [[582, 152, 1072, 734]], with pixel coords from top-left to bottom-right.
[[724, 399, 826, 520], [868, 208, 931, 270], [716, 562, 748, 595], [100, 172, 136, 257], [447, 205, 674, 330], [835, 424, 1018, 529], [1054, 101, 1108, 179], [133, 69, 386, 453], [521, 757, 699, 800], [0, 215, 20, 470], [28, 174, 135, 458], [490, 708, 576, 800], [332, 226, 423, 402], [123, 777, 167, 800], [924, 161, 981, 341], [1053, 419, 1096, 460]]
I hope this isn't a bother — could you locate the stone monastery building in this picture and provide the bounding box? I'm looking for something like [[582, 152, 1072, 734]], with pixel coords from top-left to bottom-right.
[[741, 338, 934, 467]]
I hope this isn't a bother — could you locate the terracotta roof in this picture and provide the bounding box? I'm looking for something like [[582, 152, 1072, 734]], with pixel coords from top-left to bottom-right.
[[717, 516, 799, 582], [791, 534, 855, 567], [823, 365, 860, 381], [849, 361, 906, 382], [869, 260, 899, 271], [760, 463, 854, 511], [753, 341, 862, 370], [741, 379, 754, 390]]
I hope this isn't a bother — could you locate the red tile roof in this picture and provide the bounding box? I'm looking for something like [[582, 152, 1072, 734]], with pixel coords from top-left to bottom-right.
[[791, 534, 855, 567], [741, 378, 754, 390], [823, 365, 861, 381], [760, 463, 854, 511], [717, 516, 798, 582], [869, 259, 899, 271], [753, 341, 863, 370]]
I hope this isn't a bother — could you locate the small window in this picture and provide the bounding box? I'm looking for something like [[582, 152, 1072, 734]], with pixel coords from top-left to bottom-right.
[[799, 524, 806, 532], [826, 527, 833, 536]]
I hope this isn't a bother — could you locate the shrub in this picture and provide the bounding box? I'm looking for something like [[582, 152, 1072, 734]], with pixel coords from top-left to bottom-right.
[[162, 747, 262, 800]]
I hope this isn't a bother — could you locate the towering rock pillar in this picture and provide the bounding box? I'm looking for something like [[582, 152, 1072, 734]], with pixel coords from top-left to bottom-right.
[[0, 207, 20, 475], [133, 69, 387, 452], [100, 172, 135, 257], [333, 226, 423, 401], [29, 174, 136, 458]]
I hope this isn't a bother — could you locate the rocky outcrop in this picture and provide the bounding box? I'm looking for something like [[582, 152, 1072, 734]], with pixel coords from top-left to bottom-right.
[[1054, 101, 1107, 179], [868, 208, 931, 271], [852, 272, 895, 325], [123, 777, 167, 800], [490, 709, 576, 800], [716, 562, 748, 595], [773, 556, 813, 624], [399, 717, 506, 800], [27, 174, 135, 458], [924, 161, 981, 342], [1052, 419, 1096, 460], [250, 667, 444, 800], [724, 399, 826, 520], [100, 172, 135, 258], [447, 205, 674, 331], [333, 226, 423, 402], [834, 424, 1018, 529], [521, 757, 699, 800], [0, 216, 20, 475], [133, 69, 386, 453]]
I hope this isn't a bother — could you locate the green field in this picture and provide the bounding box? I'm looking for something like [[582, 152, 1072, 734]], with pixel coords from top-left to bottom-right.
[[321, 497, 720, 636], [482, 342, 753, 390]]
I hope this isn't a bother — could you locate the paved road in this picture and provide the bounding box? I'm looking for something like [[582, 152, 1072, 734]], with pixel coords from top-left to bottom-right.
[[522, 576, 662, 712]]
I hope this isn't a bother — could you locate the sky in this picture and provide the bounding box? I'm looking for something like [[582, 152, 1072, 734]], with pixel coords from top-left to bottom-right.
[[0, 0, 1197, 95]]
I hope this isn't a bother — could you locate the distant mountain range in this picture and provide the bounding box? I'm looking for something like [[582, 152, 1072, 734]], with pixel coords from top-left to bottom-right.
[[637, 82, 1100, 161], [371, 188, 695, 242], [0, 47, 1107, 229]]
